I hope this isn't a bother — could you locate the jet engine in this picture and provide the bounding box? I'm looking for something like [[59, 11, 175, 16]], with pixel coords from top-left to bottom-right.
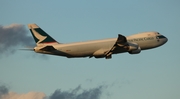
[[127, 42, 141, 54]]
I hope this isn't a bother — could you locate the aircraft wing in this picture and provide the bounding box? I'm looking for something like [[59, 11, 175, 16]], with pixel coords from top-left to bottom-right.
[[105, 34, 128, 59]]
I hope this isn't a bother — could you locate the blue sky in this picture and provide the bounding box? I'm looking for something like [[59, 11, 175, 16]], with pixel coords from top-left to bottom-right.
[[0, 0, 180, 99]]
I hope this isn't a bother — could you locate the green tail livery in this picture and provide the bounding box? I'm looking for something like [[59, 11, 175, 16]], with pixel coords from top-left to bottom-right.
[[28, 24, 59, 45]]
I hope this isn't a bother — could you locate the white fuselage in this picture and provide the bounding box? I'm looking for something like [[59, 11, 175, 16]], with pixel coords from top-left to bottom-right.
[[35, 32, 167, 58]]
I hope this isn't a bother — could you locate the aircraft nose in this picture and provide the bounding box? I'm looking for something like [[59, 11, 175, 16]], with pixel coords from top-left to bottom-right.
[[163, 36, 168, 44], [160, 35, 168, 46], [156, 34, 168, 46]]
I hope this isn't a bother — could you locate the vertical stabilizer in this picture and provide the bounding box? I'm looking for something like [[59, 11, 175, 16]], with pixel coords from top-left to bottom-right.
[[28, 24, 59, 46]]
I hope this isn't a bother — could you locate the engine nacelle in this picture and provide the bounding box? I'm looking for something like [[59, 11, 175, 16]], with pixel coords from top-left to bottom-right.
[[127, 42, 141, 54]]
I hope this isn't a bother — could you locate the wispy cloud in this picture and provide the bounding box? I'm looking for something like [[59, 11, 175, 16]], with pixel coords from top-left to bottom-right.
[[0, 84, 105, 99], [0, 24, 34, 55], [2, 92, 46, 99], [0, 85, 8, 99], [47, 85, 104, 99], [0, 85, 45, 99]]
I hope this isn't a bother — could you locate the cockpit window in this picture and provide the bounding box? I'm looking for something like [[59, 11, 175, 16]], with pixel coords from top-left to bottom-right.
[[157, 35, 166, 39]]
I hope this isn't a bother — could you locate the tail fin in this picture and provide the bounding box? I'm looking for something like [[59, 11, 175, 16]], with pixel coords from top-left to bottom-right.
[[28, 24, 59, 46]]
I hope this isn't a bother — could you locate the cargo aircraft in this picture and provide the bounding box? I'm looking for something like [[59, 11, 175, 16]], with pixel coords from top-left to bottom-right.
[[27, 24, 168, 59]]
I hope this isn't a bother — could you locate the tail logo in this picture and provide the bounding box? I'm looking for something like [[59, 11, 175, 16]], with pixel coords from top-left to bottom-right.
[[31, 29, 47, 44], [28, 24, 59, 45]]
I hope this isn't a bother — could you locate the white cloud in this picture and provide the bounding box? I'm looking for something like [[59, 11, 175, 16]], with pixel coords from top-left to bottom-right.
[[1, 91, 46, 99], [0, 84, 105, 99]]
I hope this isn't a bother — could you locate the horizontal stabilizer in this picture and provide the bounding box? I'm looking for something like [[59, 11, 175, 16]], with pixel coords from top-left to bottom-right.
[[40, 46, 57, 52]]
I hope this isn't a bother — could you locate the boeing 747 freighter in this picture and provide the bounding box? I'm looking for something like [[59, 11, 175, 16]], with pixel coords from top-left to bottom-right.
[[27, 24, 168, 59]]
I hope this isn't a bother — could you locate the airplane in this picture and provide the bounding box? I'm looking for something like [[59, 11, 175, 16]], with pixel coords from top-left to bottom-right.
[[27, 24, 168, 59]]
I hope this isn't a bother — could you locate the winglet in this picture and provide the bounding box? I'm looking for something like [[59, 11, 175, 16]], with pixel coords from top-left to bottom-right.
[[117, 34, 127, 44]]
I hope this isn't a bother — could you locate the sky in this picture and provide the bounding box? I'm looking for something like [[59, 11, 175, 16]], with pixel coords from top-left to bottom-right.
[[0, 0, 180, 99]]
